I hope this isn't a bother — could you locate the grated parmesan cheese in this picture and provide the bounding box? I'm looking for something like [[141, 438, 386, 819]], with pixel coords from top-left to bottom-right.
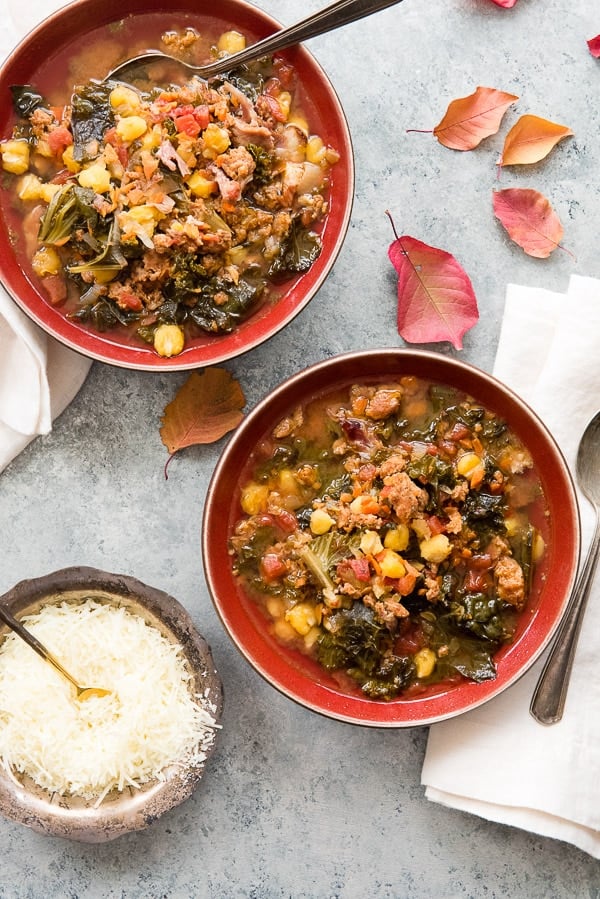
[[0, 599, 219, 804]]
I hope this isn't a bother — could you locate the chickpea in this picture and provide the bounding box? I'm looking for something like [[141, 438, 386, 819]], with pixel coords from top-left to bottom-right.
[[153, 324, 185, 358]]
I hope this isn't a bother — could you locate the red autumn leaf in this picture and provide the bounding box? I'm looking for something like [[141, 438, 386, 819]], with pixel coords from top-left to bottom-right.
[[160, 367, 245, 474], [386, 215, 479, 350], [410, 86, 518, 151], [587, 35, 600, 58], [492, 188, 564, 258], [489, 0, 518, 7], [498, 114, 573, 166]]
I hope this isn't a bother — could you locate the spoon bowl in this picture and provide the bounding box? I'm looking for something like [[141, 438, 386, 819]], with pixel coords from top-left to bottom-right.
[[0, 604, 110, 701], [106, 0, 404, 82], [530, 409, 600, 725]]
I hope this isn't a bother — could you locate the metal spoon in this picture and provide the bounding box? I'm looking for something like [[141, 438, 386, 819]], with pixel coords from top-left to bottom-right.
[[106, 0, 404, 82], [0, 604, 110, 701], [530, 410, 600, 725]]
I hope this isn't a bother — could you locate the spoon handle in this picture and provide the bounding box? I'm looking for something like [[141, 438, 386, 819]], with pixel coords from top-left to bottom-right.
[[530, 508, 600, 725], [0, 604, 79, 690], [206, 0, 405, 77]]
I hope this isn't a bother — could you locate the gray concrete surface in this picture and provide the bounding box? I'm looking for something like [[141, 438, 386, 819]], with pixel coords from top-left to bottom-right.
[[1, 0, 600, 895]]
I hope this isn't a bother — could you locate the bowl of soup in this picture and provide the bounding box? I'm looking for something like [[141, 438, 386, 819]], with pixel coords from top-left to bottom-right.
[[202, 349, 580, 727], [0, 0, 353, 370], [0, 566, 223, 841]]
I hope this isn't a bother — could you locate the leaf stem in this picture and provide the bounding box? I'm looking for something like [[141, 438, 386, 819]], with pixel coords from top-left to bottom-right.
[[385, 209, 399, 241]]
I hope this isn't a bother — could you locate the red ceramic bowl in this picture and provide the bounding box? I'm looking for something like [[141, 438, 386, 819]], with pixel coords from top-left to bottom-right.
[[0, 0, 353, 370], [202, 349, 580, 727]]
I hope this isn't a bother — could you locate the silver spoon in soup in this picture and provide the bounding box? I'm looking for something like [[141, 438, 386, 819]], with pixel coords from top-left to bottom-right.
[[106, 0, 404, 82]]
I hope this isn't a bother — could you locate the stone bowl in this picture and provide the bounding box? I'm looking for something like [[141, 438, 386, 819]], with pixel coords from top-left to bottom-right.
[[0, 567, 223, 842]]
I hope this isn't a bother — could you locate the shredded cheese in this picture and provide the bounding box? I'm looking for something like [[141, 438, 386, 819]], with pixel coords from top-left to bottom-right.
[[0, 599, 219, 804]]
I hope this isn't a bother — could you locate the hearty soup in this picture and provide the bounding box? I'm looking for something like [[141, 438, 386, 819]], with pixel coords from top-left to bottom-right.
[[0, 17, 338, 356], [230, 376, 547, 700]]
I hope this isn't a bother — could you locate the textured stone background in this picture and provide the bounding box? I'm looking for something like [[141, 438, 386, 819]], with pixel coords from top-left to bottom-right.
[[1, 0, 599, 896]]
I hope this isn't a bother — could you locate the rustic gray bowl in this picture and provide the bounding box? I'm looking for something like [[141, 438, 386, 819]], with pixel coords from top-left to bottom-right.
[[0, 567, 223, 842]]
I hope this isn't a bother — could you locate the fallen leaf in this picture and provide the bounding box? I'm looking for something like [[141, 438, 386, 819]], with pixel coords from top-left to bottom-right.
[[386, 214, 479, 350], [492, 188, 564, 258], [587, 35, 600, 58], [160, 367, 245, 473], [498, 114, 573, 166], [409, 86, 518, 151], [489, 0, 518, 7]]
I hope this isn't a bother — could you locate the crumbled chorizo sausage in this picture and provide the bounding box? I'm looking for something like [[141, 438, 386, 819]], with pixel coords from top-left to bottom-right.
[[494, 556, 525, 608], [381, 471, 428, 523]]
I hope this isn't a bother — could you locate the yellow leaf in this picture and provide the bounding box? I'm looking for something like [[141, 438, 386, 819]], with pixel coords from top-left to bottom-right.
[[498, 114, 573, 166]]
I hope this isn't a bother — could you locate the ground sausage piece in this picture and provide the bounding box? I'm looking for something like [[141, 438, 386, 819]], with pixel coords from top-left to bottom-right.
[[216, 146, 256, 184], [494, 555, 525, 607], [381, 471, 428, 523], [365, 388, 403, 421], [379, 454, 408, 477], [272, 406, 304, 439]]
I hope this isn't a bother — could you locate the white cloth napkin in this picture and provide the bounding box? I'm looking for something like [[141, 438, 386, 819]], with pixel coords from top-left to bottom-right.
[[0, 294, 91, 474], [421, 274, 600, 858], [0, 0, 92, 475]]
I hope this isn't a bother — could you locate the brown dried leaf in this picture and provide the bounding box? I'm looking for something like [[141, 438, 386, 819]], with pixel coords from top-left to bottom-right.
[[160, 367, 245, 459]]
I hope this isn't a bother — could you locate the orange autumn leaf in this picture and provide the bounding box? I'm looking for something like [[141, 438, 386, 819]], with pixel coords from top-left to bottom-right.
[[160, 367, 245, 469], [431, 86, 519, 150], [498, 114, 573, 166], [492, 188, 564, 258]]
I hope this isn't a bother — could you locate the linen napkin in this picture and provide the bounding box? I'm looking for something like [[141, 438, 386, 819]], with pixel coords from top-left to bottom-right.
[[421, 274, 600, 858], [0, 293, 91, 474], [0, 0, 92, 475]]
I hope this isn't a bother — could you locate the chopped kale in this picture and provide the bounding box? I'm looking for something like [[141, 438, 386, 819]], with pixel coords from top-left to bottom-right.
[[187, 279, 265, 333], [462, 491, 506, 541], [449, 593, 516, 642], [300, 531, 362, 589], [318, 604, 389, 674], [66, 218, 127, 281], [212, 65, 266, 103], [509, 523, 537, 593], [10, 85, 47, 118], [70, 80, 115, 160], [317, 604, 415, 699], [407, 454, 453, 486], [169, 251, 208, 295], [69, 297, 137, 331], [38, 184, 99, 245], [269, 221, 322, 276], [420, 610, 498, 682], [255, 445, 301, 481], [296, 471, 352, 528], [247, 144, 274, 186]]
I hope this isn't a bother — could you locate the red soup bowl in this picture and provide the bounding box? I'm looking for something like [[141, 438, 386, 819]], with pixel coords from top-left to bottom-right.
[[202, 349, 580, 727], [0, 0, 353, 370]]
